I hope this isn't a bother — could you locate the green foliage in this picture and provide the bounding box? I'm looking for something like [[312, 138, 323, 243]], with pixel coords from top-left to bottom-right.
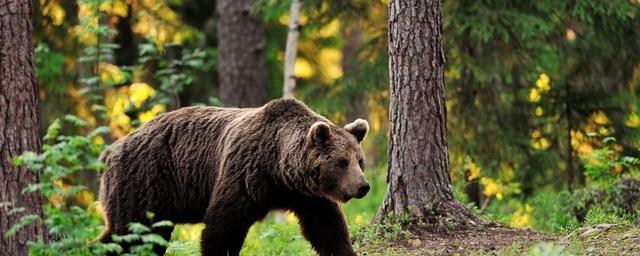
[[350, 213, 410, 252], [35, 43, 66, 93], [7, 117, 113, 254], [139, 43, 215, 109], [240, 217, 314, 256], [445, 0, 640, 200], [529, 191, 579, 232], [110, 219, 175, 255], [6, 118, 171, 255], [583, 207, 628, 226], [12, 117, 106, 199], [581, 137, 640, 184]]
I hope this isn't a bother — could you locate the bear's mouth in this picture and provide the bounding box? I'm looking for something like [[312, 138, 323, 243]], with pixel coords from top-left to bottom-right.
[[353, 193, 367, 199], [343, 190, 368, 202]]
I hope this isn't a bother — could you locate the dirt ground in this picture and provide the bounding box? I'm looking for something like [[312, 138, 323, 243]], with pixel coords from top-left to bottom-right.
[[392, 224, 554, 255], [411, 225, 553, 255], [364, 223, 640, 256], [561, 224, 640, 255]]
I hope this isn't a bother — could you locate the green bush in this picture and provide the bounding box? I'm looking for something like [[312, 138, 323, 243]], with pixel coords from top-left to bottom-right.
[[530, 191, 579, 232], [6, 117, 170, 255], [583, 207, 628, 226]]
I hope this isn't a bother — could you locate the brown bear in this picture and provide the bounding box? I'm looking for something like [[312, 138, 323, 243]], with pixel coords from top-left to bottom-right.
[[97, 98, 370, 256]]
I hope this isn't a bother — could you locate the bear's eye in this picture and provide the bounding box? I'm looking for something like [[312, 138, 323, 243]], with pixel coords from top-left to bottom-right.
[[337, 159, 349, 168], [358, 159, 365, 171]]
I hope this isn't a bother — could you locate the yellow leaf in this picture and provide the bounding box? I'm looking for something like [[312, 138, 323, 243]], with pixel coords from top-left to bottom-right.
[[294, 58, 315, 79], [464, 159, 482, 181], [129, 83, 156, 108], [480, 177, 501, 197], [319, 48, 343, 82], [511, 204, 533, 228], [93, 136, 105, 145], [531, 130, 542, 139], [534, 106, 544, 117], [591, 111, 610, 125], [318, 19, 340, 38], [138, 111, 155, 124], [625, 112, 640, 128], [528, 88, 541, 102], [535, 74, 551, 92]]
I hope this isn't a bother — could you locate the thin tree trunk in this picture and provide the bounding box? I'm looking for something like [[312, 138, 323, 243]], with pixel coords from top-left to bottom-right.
[[565, 81, 575, 190], [216, 0, 268, 107], [282, 0, 302, 98], [0, 0, 47, 254], [376, 0, 479, 227]]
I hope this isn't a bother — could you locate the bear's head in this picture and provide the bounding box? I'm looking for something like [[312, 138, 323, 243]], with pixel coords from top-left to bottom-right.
[[305, 119, 370, 202]]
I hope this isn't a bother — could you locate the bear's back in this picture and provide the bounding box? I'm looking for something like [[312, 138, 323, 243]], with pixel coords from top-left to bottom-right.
[[98, 99, 329, 224]]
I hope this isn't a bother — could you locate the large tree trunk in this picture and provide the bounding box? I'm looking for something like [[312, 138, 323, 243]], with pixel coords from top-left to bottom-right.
[[376, 0, 478, 227], [0, 0, 47, 254], [216, 0, 268, 107]]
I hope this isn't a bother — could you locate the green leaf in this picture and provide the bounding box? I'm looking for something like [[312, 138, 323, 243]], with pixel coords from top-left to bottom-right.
[[7, 207, 26, 216], [21, 184, 42, 194], [64, 115, 88, 127], [128, 222, 151, 234], [88, 126, 111, 138], [43, 119, 61, 141], [151, 220, 174, 228], [112, 233, 140, 243], [12, 157, 23, 167], [141, 233, 169, 246], [145, 211, 155, 220], [5, 214, 40, 237]]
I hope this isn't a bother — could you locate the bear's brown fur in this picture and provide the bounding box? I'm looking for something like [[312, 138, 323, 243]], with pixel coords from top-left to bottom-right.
[[98, 98, 370, 256]]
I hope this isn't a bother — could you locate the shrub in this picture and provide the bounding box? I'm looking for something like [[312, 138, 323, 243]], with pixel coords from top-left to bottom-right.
[[6, 117, 170, 255]]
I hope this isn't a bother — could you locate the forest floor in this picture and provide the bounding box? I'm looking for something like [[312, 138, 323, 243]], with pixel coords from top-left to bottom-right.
[[355, 223, 640, 255], [166, 223, 640, 255]]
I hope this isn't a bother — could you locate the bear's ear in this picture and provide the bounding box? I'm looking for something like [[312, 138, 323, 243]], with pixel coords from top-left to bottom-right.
[[344, 119, 369, 143], [308, 121, 331, 144]]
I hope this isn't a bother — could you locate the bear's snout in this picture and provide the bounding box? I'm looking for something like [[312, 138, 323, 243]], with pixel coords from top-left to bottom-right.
[[354, 182, 370, 199]]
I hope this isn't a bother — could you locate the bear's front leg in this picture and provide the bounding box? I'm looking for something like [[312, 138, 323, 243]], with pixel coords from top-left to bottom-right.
[[292, 197, 357, 256], [200, 192, 266, 256]]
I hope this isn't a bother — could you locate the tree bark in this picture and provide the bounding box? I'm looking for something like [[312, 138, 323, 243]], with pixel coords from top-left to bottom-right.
[[282, 0, 302, 98], [0, 0, 47, 254], [376, 0, 479, 227], [216, 0, 268, 107]]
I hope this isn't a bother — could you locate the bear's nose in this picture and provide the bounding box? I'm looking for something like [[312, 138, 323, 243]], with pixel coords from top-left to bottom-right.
[[356, 183, 370, 198]]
